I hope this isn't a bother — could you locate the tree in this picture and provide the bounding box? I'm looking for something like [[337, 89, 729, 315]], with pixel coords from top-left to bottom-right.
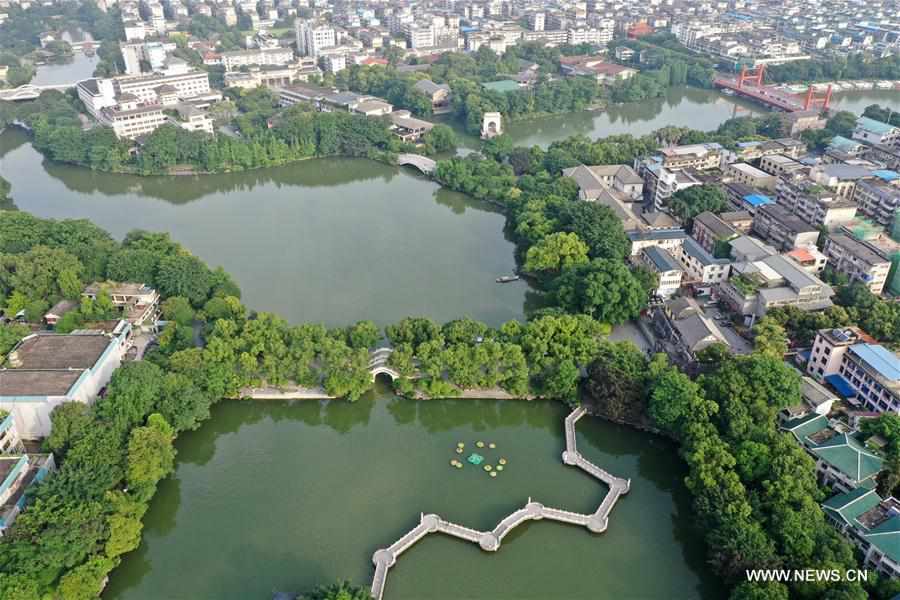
[[553, 201, 631, 260], [523, 232, 589, 275], [553, 259, 647, 324], [729, 581, 790, 600], [583, 341, 649, 422], [156, 253, 213, 306], [46, 402, 93, 459], [422, 124, 457, 155], [126, 413, 176, 500], [752, 317, 789, 358], [161, 296, 194, 326], [155, 373, 213, 432], [301, 580, 373, 600], [345, 320, 379, 349], [57, 556, 116, 600], [667, 185, 728, 226]]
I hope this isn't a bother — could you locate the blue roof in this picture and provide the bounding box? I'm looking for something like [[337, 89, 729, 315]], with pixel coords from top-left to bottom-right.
[[857, 116, 897, 135], [874, 170, 900, 182], [851, 344, 900, 381], [744, 194, 774, 207], [825, 373, 858, 398]]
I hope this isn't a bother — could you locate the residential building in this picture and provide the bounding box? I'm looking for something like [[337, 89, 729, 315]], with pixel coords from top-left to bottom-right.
[[0, 323, 132, 438], [727, 162, 777, 191], [413, 79, 451, 113], [295, 19, 336, 57], [221, 48, 294, 71], [759, 154, 806, 178], [0, 450, 55, 536], [786, 246, 828, 274], [807, 327, 876, 382], [810, 164, 874, 200], [853, 176, 900, 227], [719, 254, 834, 321], [724, 182, 775, 215], [691, 211, 739, 255], [752, 204, 819, 251], [562, 164, 643, 201], [637, 158, 702, 209], [83, 282, 160, 328], [653, 296, 730, 364], [719, 210, 754, 233], [676, 237, 731, 287], [640, 246, 683, 298], [854, 116, 900, 147], [823, 234, 892, 295], [776, 176, 858, 228], [728, 235, 777, 262], [627, 228, 687, 257]]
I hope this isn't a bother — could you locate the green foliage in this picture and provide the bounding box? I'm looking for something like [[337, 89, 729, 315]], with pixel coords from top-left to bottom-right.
[[583, 342, 655, 423], [126, 414, 176, 501], [57, 556, 116, 600], [161, 296, 195, 326], [301, 580, 373, 600], [523, 232, 589, 274], [752, 317, 790, 358], [422, 124, 457, 155], [552, 259, 647, 324], [667, 184, 728, 226], [0, 322, 29, 355], [45, 402, 93, 459]]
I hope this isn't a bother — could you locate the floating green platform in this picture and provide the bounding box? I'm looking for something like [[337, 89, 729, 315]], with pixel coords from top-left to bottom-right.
[[467, 453, 485, 465]]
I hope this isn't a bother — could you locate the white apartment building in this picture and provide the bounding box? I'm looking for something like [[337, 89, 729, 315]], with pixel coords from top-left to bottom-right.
[[822, 234, 892, 295], [403, 24, 435, 49], [104, 96, 167, 140], [295, 19, 336, 57], [222, 48, 294, 71], [116, 70, 211, 104]]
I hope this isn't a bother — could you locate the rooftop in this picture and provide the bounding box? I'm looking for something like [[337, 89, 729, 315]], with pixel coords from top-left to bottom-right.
[[481, 80, 520, 93], [0, 370, 84, 397], [849, 344, 900, 382], [857, 116, 897, 136], [643, 246, 682, 273], [5, 333, 112, 370]]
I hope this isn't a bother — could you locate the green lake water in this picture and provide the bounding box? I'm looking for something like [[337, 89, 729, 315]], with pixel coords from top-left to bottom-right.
[[102, 384, 722, 600]]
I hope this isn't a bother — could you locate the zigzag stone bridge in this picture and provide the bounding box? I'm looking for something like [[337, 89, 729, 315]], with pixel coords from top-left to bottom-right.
[[369, 406, 630, 600]]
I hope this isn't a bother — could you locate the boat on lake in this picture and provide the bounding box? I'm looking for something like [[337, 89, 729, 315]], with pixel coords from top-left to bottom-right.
[[496, 275, 520, 283]]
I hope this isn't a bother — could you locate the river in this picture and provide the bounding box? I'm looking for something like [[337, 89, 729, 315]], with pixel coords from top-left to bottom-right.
[[30, 52, 99, 86], [102, 385, 722, 600]]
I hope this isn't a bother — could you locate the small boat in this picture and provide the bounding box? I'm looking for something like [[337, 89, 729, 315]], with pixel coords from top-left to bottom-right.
[[495, 275, 520, 283]]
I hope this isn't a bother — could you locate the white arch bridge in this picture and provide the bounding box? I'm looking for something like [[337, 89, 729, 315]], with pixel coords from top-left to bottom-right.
[[368, 347, 401, 381], [396, 153, 436, 175], [0, 83, 76, 102]]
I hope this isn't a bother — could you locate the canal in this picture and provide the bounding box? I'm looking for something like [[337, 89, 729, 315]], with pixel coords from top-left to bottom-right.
[[101, 384, 721, 600]]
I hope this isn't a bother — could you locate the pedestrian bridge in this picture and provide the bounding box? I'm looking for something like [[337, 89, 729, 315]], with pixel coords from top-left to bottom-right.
[[396, 153, 436, 175], [368, 406, 630, 600], [368, 347, 401, 381], [0, 83, 75, 101]]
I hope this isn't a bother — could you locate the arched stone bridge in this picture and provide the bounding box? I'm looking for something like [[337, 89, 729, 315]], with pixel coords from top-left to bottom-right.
[[0, 83, 76, 101], [397, 153, 436, 175], [368, 347, 401, 381]]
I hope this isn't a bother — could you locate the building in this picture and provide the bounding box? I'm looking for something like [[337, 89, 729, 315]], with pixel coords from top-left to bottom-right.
[[0, 323, 132, 438], [786, 246, 828, 274], [727, 162, 777, 191], [388, 110, 433, 143], [676, 237, 731, 288], [76, 78, 118, 119], [782, 413, 882, 492], [810, 164, 874, 200], [0, 448, 55, 536], [822, 488, 900, 578], [103, 97, 167, 140], [653, 296, 730, 364], [221, 48, 294, 71], [640, 246, 683, 298], [691, 211, 739, 255], [823, 234, 892, 295], [752, 204, 820, 251], [43, 299, 77, 327], [628, 228, 687, 257], [659, 143, 723, 171], [807, 327, 900, 415], [413, 79, 451, 113], [719, 254, 834, 321], [83, 282, 160, 328], [853, 177, 900, 227], [776, 176, 858, 228], [637, 159, 702, 209], [854, 116, 900, 147], [562, 164, 643, 201], [759, 154, 807, 178], [295, 19, 336, 57], [115, 70, 211, 105]]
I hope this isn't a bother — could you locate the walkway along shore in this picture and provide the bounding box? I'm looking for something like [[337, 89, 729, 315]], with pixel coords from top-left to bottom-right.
[[368, 406, 631, 600]]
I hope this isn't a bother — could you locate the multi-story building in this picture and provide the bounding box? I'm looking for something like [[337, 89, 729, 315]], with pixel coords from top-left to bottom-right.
[[810, 164, 874, 200], [83, 282, 161, 327], [806, 327, 876, 382], [640, 246, 683, 298], [295, 19, 336, 57], [115, 70, 211, 104], [776, 176, 858, 228], [854, 116, 900, 147], [221, 48, 294, 71], [823, 234, 892, 295], [562, 164, 643, 201], [676, 237, 731, 287], [0, 449, 55, 536], [691, 211, 739, 255], [853, 177, 900, 227], [727, 162, 777, 191], [627, 228, 687, 257], [759, 154, 806, 178], [76, 78, 119, 119], [752, 204, 819, 251], [719, 254, 834, 321], [103, 97, 167, 140], [823, 488, 900, 578], [0, 322, 132, 438]]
